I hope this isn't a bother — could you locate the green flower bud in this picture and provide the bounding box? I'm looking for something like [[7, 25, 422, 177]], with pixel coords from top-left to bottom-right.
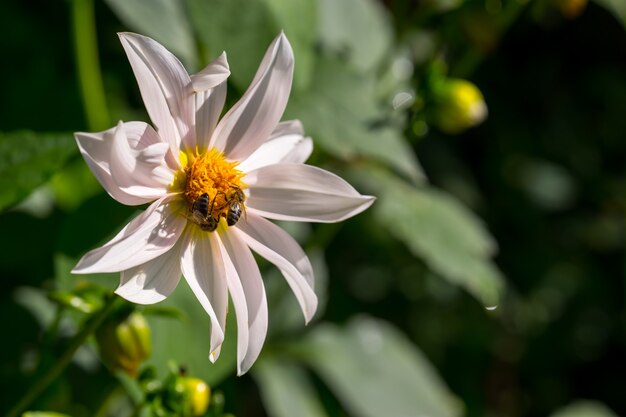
[[433, 79, 488, 134], [95, 311, 151, 377], [165, 375, 211, 417], [176, 377, 211, 417]]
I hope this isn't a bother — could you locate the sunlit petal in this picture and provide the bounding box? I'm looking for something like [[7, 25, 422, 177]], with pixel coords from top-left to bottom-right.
[[192, 52, 230, 149], [211, 33, 293, 161], [220, 230, 268, 375], [236, 213, 317, 323], [72, 197, 186, 273], [245, 163, 375, 222], [119, 32, 194, 152], [116, 238, 183, 304], [237, 120, 312, 172], [180, 230, 228, 360]]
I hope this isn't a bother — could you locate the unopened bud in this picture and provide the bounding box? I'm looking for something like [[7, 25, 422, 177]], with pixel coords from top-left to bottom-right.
[[96, 311, 151, 377], [171, 376, 211, 417], [433, 79, 488, 134]]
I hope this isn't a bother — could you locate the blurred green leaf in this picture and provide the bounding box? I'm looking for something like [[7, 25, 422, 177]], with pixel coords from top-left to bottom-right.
[[145, 282, 237, 386], [302, 317, 463, 417], [317, 0, 393, 73], [593, 0, 626, 27], [104, 0, 198, 69], [13, 287, 57, 328], [0, 131, 76, 211], [352, 167, 504, 307], [550, 401, 619, 417], [50, 159, 103, 211], [262, 0, 317, 92], [186, 0, 277, 89], [287, 57, 424, 183], [253, 358, 328, 417], [23, 412, 72, 417]]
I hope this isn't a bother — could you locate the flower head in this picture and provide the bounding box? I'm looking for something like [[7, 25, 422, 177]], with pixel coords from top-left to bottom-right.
[[72, 32, 374, 374]]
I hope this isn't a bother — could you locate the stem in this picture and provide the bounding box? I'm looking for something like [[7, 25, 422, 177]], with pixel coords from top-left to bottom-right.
[[6, 295, 120, 417], [71, 0, 110, 131]]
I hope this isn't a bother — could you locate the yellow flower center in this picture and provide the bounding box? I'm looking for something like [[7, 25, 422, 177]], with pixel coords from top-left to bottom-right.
[[172, 148, 246, 229]]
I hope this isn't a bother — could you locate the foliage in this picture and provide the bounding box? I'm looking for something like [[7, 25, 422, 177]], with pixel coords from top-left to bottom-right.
[[0, 0, 624, 416]]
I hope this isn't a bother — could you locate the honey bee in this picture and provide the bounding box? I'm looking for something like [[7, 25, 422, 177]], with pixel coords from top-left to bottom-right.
[[191, 193, 219, 232], [225, 186, 246, 226]]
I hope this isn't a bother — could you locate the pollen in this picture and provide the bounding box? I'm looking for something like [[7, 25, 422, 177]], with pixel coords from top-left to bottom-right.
[[181, 148, 246, 221]]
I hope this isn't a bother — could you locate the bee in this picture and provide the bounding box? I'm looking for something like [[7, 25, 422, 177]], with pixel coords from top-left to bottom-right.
[[224, 186, 246, 227], [191, 193, 219, 232]]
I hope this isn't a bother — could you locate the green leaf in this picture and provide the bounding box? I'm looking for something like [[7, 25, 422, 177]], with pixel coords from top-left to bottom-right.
[[302, 317, 463, 417], [50, 159, 103, 210], [186, 0, 278, 90], [145, 282, 237, 386], [286, 57, 424, 183], [104, 0, 198, 69], [550, 401, 619, 417], [593, 0, 626, 28], [352, 167, 504, 307], [262, 0, 317, 92], [317, 0, 393, 73], [0, 131, 76, 211], [253, 358, 328, 417]]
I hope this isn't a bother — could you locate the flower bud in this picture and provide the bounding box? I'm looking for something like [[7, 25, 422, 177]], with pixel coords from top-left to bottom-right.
[[95, 311, 151, 377], [171, 376, 211, 417], [433, 78, 488, 134]]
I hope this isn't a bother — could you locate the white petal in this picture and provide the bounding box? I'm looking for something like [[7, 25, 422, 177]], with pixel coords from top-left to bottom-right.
[[76, 134, 146, 206], [245, 164, 375, 222], [220, 230, 268, 375], [236, 213, 317, 323], [180, 230, 228, 360], [72, 197, 186, 273], [109, 122, 174, 196], [191, 52, 230, 91], [75, 122, 176, 205], [119, 32, 194, 152], [237, 120, 312, 172], [116, 238, 183, 304], [214, 234, 249, 375], [211, 33, 294, 161], [192, 53, 230, 149]]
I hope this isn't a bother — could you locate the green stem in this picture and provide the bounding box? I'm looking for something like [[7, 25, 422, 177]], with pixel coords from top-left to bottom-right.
[[72, 0, 110, 131], [6, 295, 120, 417]]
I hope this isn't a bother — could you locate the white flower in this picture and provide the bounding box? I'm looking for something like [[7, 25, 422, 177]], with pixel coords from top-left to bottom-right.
[[72, 32, 374, 375]]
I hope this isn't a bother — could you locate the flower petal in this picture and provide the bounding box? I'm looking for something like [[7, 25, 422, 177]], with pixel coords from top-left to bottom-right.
[[236, 213, 317, 323], [119, 32, 194, 151], [72, 197, 186, 273], [109, 122, 174, 196], [75, 122, 176, 205], [237, 120, 312, 172], [192, 53, 230, 149], [211, 32, 294, 161], [245, 164, 375, 222], [180, 230, 228, 361], [116, 238, 183, 304], [191, 52, 230, 91], [219, 229, 268, 375]]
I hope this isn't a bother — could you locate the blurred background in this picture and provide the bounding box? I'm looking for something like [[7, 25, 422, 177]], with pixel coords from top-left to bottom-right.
[[0, 0, 624, 416]]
